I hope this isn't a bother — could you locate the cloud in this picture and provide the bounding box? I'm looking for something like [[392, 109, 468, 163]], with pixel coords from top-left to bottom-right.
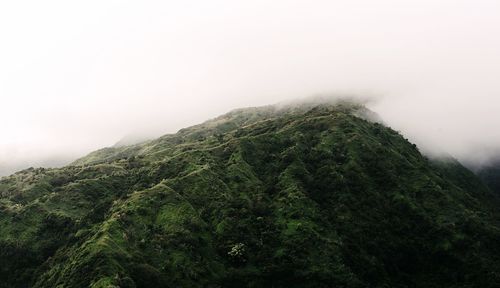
[[0, 0, 499, 175]]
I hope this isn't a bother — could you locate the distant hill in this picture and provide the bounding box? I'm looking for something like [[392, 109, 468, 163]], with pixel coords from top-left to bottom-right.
[[0, 157, 71, 178], [477, 160, 500, 196], [1, 99, 499, 288], [113, 133, 155, 148]]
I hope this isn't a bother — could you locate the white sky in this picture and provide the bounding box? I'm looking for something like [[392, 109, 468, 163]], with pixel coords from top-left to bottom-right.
[[1, 0, 500, 175]]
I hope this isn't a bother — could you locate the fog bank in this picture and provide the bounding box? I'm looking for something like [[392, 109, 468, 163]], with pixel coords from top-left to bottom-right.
[[1, 0, 499, 175]]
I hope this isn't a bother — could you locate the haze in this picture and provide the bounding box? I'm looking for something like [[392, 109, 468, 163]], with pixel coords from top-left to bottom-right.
[[1, 0, 500, 176]]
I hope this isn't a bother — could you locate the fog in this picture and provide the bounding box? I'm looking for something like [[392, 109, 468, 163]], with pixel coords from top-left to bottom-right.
[[1, 0, 500, 176]]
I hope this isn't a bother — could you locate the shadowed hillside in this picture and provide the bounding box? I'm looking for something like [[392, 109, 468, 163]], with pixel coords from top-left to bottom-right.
[[477, 160, 500, 196]]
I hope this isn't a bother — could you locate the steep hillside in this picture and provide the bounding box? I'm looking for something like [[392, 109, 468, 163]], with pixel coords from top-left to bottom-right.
[[1, 101, 499, 288]]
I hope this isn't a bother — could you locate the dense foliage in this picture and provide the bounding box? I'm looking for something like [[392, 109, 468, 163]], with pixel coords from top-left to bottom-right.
[[1, 102, 499, 287]]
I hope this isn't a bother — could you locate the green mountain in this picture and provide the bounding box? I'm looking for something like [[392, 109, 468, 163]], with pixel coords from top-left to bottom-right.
[[1, 101, 499, 288]]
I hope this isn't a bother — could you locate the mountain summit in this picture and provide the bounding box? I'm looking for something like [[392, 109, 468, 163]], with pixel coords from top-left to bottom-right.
[[1, 100, 499, 288]]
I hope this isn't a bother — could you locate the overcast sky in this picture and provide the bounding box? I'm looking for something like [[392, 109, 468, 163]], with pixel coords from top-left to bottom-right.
[[1, 0, 500, 175]]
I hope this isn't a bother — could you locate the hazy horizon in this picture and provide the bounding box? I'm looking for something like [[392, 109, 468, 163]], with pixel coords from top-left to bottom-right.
[[1, 0, 500, 176]]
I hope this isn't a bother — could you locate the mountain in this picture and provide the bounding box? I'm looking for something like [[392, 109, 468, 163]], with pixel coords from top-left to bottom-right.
[[477, 160, 500, 196], [0, 156, 71, 178], [1, 100, 499, 288]]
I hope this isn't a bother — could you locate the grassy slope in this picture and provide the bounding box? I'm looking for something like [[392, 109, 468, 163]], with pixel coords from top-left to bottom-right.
[[1, 102, 499, 288]]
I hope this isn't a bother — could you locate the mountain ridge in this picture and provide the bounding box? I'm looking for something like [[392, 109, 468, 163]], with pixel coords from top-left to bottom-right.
[[1, 100, 499, 288], [71, 99, 374, 167]]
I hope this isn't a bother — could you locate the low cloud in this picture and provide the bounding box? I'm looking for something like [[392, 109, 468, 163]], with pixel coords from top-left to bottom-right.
[[1, 0, 499, 175]]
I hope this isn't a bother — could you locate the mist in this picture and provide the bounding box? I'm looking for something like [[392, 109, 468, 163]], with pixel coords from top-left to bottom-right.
[[1, 0, 500, 176]]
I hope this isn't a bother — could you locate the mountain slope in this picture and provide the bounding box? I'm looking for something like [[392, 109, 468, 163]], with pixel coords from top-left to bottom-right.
[[1, 101, 499, 288]]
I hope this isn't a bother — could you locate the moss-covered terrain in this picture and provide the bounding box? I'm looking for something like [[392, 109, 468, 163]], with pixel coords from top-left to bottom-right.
[[1, 101, 499, 287]]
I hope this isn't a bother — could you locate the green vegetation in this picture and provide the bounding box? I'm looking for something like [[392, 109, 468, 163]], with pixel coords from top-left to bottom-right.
[[1, 101, 499, 287]]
